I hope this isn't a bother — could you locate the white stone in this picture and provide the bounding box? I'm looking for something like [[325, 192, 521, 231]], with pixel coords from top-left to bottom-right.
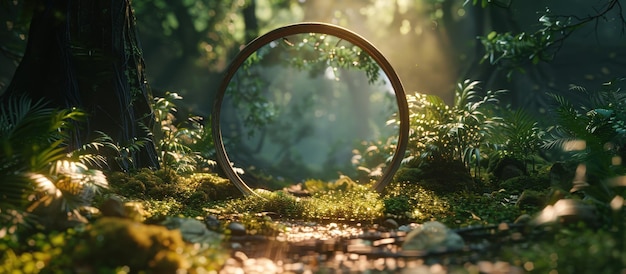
[[401, 221, 464, 252]]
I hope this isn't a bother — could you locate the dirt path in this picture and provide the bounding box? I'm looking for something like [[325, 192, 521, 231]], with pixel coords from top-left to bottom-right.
[[219, 221, 527, 273]]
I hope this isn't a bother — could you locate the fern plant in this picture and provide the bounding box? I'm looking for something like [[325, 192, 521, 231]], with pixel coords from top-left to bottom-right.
[[490, 108, 545, 171], [0, 96, 108, 232], [404, 80, 504, 176], [542, 80, 626, 265], [544, 81, 626, 201]]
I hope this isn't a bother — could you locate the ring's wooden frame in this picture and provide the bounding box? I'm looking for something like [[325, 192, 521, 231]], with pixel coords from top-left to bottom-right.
[[212, 22, 409, 195]]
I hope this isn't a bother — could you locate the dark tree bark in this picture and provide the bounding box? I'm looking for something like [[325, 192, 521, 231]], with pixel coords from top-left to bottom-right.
[[242, 0, 259, 43], [1, 0, 159, 171]]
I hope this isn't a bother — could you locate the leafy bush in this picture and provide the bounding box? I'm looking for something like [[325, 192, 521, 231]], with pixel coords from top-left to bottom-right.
[[500, 175, 550, 194], [402, 80, 504, 183], [152, 91, 217, 174], [394, 159, 474, 193], [351, 136, 398, 182]]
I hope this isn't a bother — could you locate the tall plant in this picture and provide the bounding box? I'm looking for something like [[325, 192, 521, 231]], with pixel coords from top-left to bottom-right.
[[152, 92, 216, 174]]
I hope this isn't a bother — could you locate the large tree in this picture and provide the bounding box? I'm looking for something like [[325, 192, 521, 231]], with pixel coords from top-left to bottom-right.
[[1, 0, 159, 171]]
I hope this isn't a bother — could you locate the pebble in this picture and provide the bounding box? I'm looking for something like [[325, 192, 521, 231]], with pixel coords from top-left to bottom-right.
[[228, 222, 247, 236]]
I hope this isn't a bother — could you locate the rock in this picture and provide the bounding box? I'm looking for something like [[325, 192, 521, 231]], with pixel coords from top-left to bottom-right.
[[161, 217, 223, 244], [383, 218, 399, 230], [398, 223, 419, 232], [402, 221, 464, 252], [228, 222, 247, 236], [79, 217, 187, 272], [204, 215, 221, 231], [489, 156, 526, 181]]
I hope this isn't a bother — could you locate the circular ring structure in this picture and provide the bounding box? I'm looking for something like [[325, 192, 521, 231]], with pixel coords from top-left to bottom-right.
[[212, 22, 409, 195]]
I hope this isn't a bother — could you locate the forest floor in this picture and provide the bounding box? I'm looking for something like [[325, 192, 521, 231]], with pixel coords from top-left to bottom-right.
[[218, 220, 527, 273]]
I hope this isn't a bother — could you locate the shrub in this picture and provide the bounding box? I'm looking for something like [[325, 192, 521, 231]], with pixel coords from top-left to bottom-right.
[[394, 159, 474, 193], [500, 175, 550, 194]]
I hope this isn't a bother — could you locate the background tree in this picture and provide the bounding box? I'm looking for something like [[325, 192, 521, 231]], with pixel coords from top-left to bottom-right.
[[1, 0, 159, 171]]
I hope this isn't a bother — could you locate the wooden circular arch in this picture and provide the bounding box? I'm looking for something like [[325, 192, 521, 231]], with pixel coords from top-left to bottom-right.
[[212, 22, 409, 195]]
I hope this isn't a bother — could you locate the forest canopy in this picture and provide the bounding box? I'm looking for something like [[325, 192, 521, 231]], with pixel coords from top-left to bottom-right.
[[1, 0, 624, 112]]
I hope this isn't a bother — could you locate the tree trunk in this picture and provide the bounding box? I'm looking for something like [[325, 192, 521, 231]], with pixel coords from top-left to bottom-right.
[[1, 0, 159, 171]]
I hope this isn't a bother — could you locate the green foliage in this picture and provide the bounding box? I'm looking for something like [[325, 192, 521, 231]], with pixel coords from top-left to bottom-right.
[[464, 0, 511, 9], [404, 80, 503, 177], [544, 81, 626, 204], [480, 27, 556, 72], [402, 76, 506, 191], [226, 211, 286, 237], [478, 2, 626, 76], [441, 191, 522, 227], [0, 96, 108, 232], [0, 228, 80, 273], [152, 92, 216, 174], [351, 135, 398, 181], [540, 81, 626, 261], [74, 217, 186, 272], [500, 175, 549, 194], [0, 213, 227, 273], [490, 109, 544, 165], [501, 227, 626, 273], [281, 33, 382, 84]]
